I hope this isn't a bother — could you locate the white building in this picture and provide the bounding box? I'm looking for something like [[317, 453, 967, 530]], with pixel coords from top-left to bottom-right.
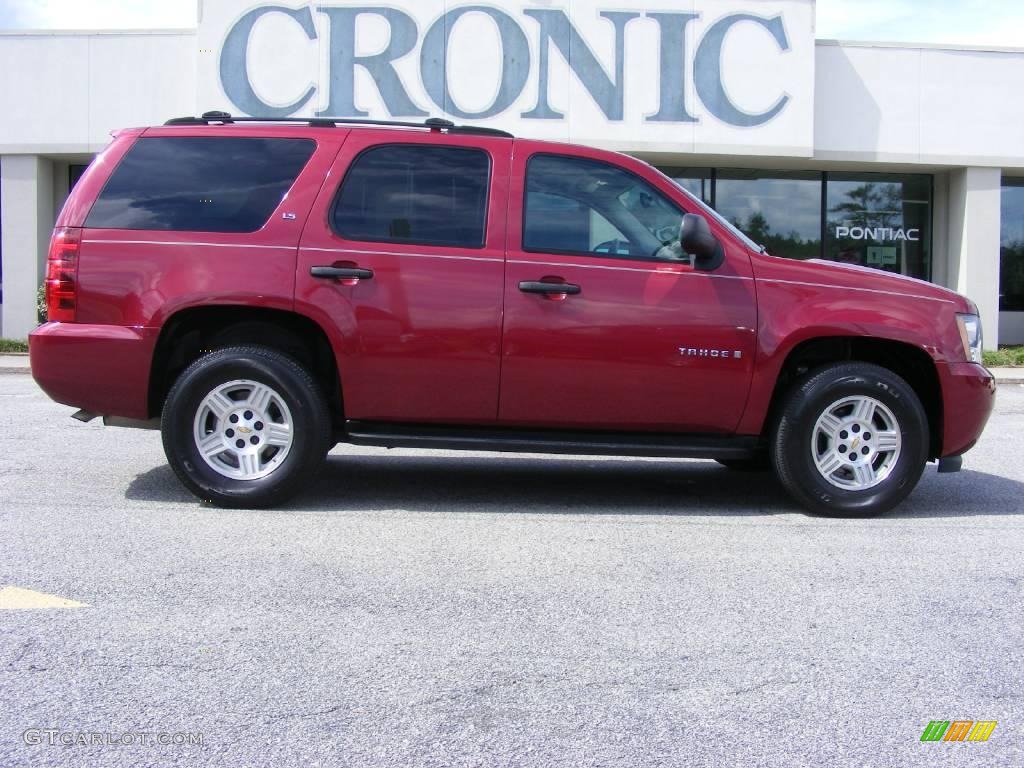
[[1, 0, 1023, 345]]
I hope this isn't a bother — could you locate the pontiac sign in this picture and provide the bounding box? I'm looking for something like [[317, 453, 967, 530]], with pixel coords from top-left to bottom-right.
[[836, 227, 922, 242], [198, 1, 815, 156]]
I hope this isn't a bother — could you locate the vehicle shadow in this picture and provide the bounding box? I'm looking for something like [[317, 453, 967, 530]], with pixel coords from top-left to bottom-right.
[[125, 452, 1024, 519]]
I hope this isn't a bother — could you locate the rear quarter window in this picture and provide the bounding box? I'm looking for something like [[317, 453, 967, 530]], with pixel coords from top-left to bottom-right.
[[85, 137, 316, 233]]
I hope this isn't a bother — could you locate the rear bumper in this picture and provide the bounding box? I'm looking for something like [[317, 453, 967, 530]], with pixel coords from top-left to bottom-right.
[[937, 361, 996, 458], [29, 322, 158, 421]]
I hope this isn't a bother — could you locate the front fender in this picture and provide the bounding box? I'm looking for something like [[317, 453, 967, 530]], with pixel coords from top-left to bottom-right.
[[736, 275, 963, 435]]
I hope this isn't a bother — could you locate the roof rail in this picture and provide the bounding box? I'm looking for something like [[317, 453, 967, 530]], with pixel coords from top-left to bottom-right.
[[163, 111, 514, 138]]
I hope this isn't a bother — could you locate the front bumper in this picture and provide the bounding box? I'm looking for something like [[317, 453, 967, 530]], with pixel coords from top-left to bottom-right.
[[937, 361, 996, 458], [29, 322, 159, 421]]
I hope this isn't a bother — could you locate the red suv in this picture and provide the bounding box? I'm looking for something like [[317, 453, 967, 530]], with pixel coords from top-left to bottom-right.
[[30, 113, 995, 515]]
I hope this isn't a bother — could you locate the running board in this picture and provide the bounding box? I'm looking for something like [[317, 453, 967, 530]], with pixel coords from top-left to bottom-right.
[[343, 421, 759, 460]]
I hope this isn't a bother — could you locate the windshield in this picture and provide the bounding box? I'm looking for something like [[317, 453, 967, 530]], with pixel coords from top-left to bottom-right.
[[649, 166, 765, 254]]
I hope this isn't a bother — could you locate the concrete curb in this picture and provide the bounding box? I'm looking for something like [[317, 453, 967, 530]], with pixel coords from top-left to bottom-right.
[[988, 367, 1024, 384], [0, 353, 31, 374]]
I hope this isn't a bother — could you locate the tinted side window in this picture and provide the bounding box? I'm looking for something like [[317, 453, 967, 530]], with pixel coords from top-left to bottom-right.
[[524, 154, 687, 261], [86, 137, 315, 233], [333, 145, 489, 248]]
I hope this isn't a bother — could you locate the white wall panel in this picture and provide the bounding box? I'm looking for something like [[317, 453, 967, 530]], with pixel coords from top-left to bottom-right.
[[815, 42, 1024, 170], [196, 0, 816, 157], [919, 49, 1024, 168], [0, 36, 91, 151], [0, 32, 194, 154], [1, 21, 1021, 168], [88, 34, 195, 148]]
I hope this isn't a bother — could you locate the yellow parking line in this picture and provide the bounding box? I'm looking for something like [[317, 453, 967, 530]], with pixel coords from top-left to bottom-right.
[[0, 585, 89, 609]]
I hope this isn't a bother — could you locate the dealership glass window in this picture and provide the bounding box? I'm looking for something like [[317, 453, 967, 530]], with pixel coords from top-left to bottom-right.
[[1000, 178, 1024, 311], [69, 163, 89, 190], [714, 170, 823, 260], [86, 137, 315, 232], [825, 173, 931, 280], [333, 145, 490, 249], [660, 167, 713, 205], [0, 174, 3, 304]]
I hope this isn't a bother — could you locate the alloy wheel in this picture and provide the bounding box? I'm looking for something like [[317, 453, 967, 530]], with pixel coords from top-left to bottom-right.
[[811, 395, 902, 491], [192, 379, 294, 480]]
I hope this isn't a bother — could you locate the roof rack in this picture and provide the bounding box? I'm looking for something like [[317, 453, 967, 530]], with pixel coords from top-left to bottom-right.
[[164, 111, 514, 138]]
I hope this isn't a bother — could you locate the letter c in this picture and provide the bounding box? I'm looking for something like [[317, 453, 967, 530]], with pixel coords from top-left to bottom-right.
[[220, 5, 317, 116], [694, 13, 791, 127]]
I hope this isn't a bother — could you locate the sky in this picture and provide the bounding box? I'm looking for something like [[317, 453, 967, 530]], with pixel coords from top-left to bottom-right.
[[0, 0, 1021, 48], [815, 0, 1024, 47]]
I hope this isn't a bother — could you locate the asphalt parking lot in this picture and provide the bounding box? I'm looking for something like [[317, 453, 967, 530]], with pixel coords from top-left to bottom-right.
[[1, 372, 1022, 768]]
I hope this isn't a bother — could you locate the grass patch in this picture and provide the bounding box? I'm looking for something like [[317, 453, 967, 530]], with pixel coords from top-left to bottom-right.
[[983, 346, 1024, 367], [0, 339, 29, 353]]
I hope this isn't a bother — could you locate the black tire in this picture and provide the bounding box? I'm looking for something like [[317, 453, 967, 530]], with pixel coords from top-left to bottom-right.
[[161, 345, 331, 508], [716, 455, 772, 472], [771, 362, 929, 517]]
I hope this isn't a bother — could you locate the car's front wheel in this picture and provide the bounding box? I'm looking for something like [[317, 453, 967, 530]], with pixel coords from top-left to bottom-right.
[[161, 345, 331, 508], [771, 362, 929, 516]]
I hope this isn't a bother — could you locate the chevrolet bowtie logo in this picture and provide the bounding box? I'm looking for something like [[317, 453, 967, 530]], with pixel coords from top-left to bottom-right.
[[237, 426, 252, 434]]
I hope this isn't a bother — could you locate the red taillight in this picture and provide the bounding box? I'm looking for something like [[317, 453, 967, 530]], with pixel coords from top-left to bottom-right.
[[45, 227, 81, 322]]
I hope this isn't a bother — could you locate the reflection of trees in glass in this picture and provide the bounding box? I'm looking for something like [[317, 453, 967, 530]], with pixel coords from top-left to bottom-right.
[[1001, 184, 1024, 310], [1001, 241, 1024, 311], [827, 182, 904, 234], [732, 211, 820, 259], [825, 181, 931, 277]]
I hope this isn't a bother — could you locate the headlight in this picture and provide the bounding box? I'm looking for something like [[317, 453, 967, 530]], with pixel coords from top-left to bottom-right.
[[956, 313, 983, 364]]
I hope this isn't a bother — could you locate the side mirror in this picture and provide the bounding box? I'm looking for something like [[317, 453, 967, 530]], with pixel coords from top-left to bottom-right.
[[680, 213, 724, 271]]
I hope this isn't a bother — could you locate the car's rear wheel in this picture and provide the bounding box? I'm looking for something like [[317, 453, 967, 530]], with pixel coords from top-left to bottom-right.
[[771, 362, 929, 516], [161, 345, 330, 508]]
